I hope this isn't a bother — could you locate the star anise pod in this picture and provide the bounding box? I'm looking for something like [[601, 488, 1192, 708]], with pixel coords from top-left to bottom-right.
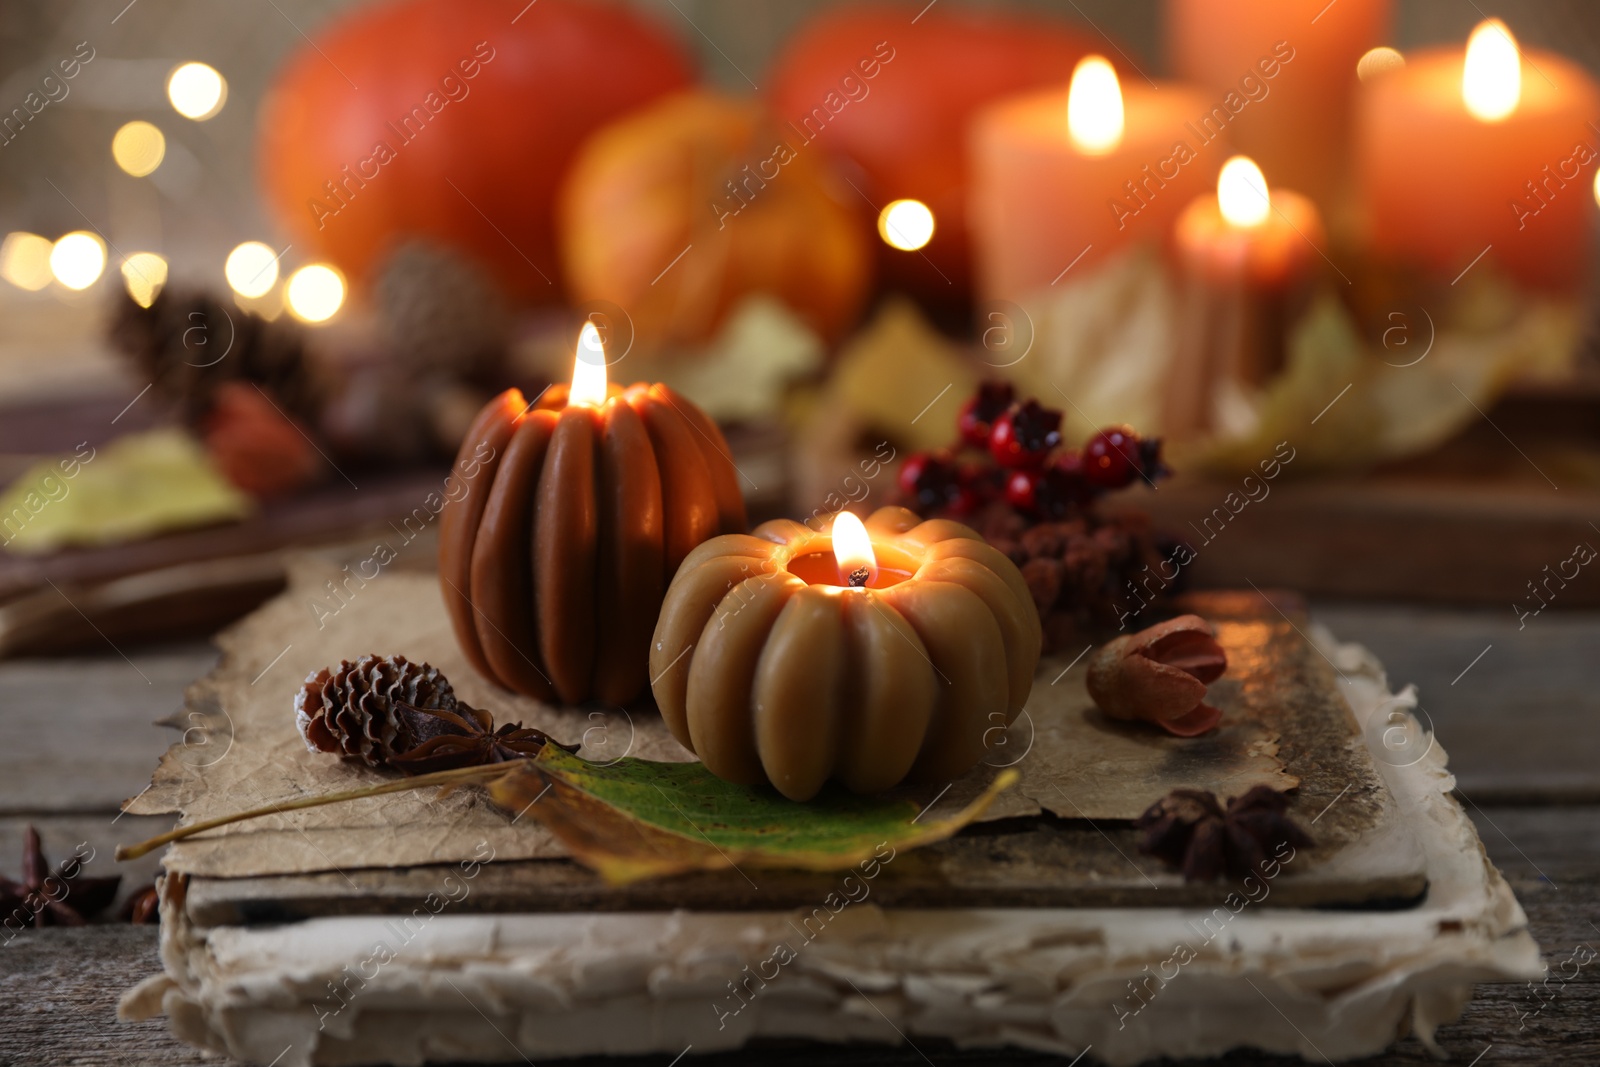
[[387, 701, 577, 775], [121, 884, 160, 925], [0, 827, 121, 928], [1135, 785, 1314, 883]]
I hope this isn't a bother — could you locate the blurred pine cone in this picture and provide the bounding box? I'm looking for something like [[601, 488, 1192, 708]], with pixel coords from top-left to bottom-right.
[[109, 287, 324, 426], [295, 655, 458, 767], [375, 242, 509, 383], [977, 504, 1173, 652], [318, 364, 438, 466]]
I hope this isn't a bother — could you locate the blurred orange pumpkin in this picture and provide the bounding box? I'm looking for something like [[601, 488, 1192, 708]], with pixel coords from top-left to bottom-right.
[[258, 0, 692, 302], [768, 5, 1108, 303], [557, 90, 872, 348]]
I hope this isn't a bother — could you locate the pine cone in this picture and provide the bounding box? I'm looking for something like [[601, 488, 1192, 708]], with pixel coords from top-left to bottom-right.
[[971, 504, 1173, 651], [295, 655, 577, 774], [375, 242, 509, 383], [295, 655, 458, 766], [109, 287, 324, 426]]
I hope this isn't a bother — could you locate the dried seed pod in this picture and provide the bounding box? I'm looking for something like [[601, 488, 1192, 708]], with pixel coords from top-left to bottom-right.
[[1135, 785, 1314, 882], [122, 884, 160, 924], [0, 827, 120, 927], [1086, 614, 1227, 736]]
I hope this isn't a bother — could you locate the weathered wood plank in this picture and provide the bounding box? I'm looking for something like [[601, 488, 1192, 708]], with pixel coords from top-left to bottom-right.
[[0, 642, 218, 814], [1313, 604, 1600, 802], [0, 471, 450, 607], [0, 815, 173, 918], [1116, 477, 1600, 609], [0, 926, 216, 1067]]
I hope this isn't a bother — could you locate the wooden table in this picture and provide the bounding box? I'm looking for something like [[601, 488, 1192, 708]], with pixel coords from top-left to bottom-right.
[[3, 603, 1597, 1067]]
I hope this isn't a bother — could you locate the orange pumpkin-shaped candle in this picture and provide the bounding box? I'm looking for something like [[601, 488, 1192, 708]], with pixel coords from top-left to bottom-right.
[[650, 507, 1041, 801], [439, 324, 746, 706]]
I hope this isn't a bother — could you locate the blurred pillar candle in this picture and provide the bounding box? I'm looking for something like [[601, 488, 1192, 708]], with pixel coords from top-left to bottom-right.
[[1167, 0, 1390, 222], [1355, 20, 1600, 291], [970, 56, 1215, 299], [1166, 157, 1323, 439]]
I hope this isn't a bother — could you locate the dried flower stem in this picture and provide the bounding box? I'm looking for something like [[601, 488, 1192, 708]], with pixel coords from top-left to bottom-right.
[[114, 763, 518, 861]]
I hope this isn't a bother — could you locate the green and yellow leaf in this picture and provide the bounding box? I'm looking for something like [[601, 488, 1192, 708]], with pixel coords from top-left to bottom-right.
[[489, 747, 1018, 885]]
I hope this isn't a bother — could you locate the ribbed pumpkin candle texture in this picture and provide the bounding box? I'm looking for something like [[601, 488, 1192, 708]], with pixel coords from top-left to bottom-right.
[[438, 325, 746, 707], [650, 506, 1041, 801]]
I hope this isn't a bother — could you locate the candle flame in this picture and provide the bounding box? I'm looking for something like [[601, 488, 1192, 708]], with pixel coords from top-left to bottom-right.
[[1217, 155, 1271, 228], [831, 510, 877, 587], [1463, 19, 1520, 122], [1067, 56, 1124, 155], [570, 321, 608, 407]]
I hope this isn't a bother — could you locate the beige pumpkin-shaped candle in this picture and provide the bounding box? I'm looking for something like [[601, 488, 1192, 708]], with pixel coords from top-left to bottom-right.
[[650, 506, 1040, 801]]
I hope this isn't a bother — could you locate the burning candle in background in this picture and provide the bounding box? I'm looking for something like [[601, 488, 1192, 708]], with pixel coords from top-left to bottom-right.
[[969, 55, 1214, 299], [1166, 156, 1324, 439], [1355, 19, 1600, 291], [1167, 0, 1390, 226], [1174, 155, 1323, 288]]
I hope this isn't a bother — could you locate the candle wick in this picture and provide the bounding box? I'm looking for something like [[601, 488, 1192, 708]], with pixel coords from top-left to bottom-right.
[[847, 567, 870, 588]]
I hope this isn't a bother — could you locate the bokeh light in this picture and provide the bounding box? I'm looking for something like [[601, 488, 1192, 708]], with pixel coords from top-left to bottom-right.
[[111, 121, 166, 177], [122, 253, 169, 308], [0, 232, 56, 291], [877, 199, 936, 252], [1356, 47, 1406, 82], [167, 62, 227, 120], [285, 263, 345, 323], [225, 241, 281, 298], [49, 232, 107, 290]]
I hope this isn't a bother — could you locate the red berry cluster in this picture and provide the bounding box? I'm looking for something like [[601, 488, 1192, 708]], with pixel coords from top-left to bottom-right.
[[898, 382, 1166, 521]]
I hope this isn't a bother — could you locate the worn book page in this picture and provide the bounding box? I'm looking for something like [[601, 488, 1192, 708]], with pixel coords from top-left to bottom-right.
[[127, 561, 1298, 878]]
